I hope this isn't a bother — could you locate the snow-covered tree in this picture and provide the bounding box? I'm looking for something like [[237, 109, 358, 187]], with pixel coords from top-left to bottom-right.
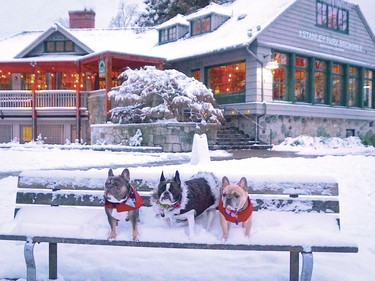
[[108, 66, 223, 124]]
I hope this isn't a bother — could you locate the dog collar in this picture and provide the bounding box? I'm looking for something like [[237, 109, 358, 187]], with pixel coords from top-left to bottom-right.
[[218, 197, 253, 225], [104, 184, 144, 212]]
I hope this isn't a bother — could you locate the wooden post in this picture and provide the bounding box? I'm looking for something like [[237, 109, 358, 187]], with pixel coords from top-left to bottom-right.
[[76, 62, 82, 142], [31, 71, 37, 141], [105, 55, 113, 117], [24, 240, 36, 281]]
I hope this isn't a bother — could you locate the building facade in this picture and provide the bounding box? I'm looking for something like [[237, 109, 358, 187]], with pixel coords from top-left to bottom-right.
[[0, 0, 374, 146]]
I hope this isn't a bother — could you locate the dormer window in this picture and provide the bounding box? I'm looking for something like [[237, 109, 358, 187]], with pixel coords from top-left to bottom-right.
[[45, 40, 74, 53], [159, 26, 178, 44], [192, 16, 211, 36]]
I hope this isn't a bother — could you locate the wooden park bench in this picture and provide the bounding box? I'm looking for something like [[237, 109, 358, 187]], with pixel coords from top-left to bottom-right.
[[0, 169, 358, 281]]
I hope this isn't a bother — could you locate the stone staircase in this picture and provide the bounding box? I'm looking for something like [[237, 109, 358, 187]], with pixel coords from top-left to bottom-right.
[[209, 125, 272, 150]]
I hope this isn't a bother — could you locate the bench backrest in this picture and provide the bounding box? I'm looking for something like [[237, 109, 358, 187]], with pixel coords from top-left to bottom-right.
[[15, 170, 340, 226]]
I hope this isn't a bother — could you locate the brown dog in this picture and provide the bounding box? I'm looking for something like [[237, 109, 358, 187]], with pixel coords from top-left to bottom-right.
[[218, 176, 253, 241], [104, 168, 144, 241]]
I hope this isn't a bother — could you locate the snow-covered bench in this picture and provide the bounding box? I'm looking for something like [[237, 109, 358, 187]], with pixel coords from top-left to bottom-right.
[[0, 169, 358, 281]]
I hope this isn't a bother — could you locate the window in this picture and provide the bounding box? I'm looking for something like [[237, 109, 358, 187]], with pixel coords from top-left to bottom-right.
[[364, 70, 373, 108], [207, 62, 246, 103], [332, 64, 343, 105], [191, 16, 211, 36], [316, 1, 349, 33], [314, 60, 327, 103], [348, 67, 359, 107], [192, 69, 201, 81], [295, 57, 308, 102], [45, 40, 74, 53], [273, 52, 288, 101], [159, 26, 178, 44]]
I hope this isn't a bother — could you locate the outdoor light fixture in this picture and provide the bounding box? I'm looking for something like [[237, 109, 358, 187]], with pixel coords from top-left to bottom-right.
[[265, 60, 279, 70]]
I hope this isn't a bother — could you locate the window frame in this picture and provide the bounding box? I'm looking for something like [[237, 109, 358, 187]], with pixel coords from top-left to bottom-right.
[[316, 0, 349, 34], [191, 16, 212, 36], [45, 40, 74, 53]]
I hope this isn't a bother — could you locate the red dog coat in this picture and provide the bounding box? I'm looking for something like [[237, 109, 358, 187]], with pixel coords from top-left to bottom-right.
[[218, 197, 253, 225], [104, 186, 144, 212]]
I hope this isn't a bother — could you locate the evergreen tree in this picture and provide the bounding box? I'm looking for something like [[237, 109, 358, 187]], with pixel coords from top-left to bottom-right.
[[137, 0, 235, 27]]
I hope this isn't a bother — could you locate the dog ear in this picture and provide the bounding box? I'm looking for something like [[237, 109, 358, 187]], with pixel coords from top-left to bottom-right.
[[108, 168, 114, 177], [121, 169, 130, 181], [238, 177, 248, 192], [222, 176, 230, 188], [174, 171, 181, 185], [160, 171, 166, 182]]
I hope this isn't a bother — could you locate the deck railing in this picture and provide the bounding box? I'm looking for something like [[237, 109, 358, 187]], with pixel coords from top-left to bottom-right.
[[0, 90, 88, 108]]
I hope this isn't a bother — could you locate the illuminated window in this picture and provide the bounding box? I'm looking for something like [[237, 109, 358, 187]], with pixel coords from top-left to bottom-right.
[[316, 1, 348, 33], [348, 67, 359, 107], [273, 52, 288, 101], [192, 69, 201, 81], [364, 70, 373, 108], [295, 57, 308, 102], [207, 62, 246, 95], [192, 16, 211, 36], [314, 60, 327, 103], [332, 64, 343, 105]]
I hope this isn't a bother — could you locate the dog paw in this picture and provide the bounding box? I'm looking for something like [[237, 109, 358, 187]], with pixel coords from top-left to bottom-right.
[[220, 236, 228, 243]]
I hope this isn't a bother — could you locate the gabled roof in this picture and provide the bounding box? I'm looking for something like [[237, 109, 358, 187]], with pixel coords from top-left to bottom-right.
[[15, 23, 94, 58]]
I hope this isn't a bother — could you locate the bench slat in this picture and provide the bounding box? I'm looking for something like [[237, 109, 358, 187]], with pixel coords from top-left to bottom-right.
[[249, 182, 338, 196], [252, 198, 340, 213], [18, 177, 153, 192], [16, 192, 152, 207]]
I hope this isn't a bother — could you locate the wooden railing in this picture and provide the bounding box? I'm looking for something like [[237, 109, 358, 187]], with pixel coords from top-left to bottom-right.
[[0, 90, 88, 108]]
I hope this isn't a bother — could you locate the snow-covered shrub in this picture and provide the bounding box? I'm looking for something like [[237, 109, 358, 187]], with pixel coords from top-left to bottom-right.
[[128, 129, 143, 146], [108, 66, 223, 124]]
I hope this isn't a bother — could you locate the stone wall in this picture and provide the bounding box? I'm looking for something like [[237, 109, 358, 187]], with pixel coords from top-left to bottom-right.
[[91, 122, 218, 152], [229, 115, 374, 144]]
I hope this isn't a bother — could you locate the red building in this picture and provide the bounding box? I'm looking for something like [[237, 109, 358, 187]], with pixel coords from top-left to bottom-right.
[[0, 10, 163, 144]]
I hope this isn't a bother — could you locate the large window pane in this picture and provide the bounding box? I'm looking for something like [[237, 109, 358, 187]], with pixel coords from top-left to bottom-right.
[[273, 52, 288, 101], [364, 70, 373, 108], [348, 67, 359, 107], [314, 60, 327, 103], [295, 57, 308, 102], [207, 62, 246, 95]]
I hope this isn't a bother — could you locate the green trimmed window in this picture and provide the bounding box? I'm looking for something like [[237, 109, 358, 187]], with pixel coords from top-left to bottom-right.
[[273, 52, 288, 101], [314, 60, 327, 103], [191, 16, 211, 36], [348, 67, 359, 107], [159, 26, 177, 44], [332, 64, 344, 105], [316, 1, 348, 33], [45, 40, 74, 53], [207, 62, 246, 104], [364, 70, 373, 108], [295, 56, 309, 102]]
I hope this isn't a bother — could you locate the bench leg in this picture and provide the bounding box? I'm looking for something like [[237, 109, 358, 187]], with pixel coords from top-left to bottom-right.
[[24, 240, 36, 281], [49, 242, 58, 280], [290, 251, 299, 281], [300, 252, 313, 281]]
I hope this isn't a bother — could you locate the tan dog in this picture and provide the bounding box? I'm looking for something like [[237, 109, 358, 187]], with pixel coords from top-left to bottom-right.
[[218, 176, 253, 241]]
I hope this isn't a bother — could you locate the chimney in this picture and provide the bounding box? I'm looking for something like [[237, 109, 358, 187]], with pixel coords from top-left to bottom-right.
[[68, 9, 95, 29]]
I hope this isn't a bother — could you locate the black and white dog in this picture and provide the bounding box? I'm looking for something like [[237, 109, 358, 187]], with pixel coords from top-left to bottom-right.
[[151, 171, 219, 237]]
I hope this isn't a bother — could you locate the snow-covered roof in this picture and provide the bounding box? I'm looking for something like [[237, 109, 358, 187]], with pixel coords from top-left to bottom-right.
[[184, 2, 232, 20], [0, 0, 300, 62], [156, 14, 189, 29]]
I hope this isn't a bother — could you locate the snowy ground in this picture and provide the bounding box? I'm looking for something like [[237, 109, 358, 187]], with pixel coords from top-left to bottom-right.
[[0, 136, 374, 281]]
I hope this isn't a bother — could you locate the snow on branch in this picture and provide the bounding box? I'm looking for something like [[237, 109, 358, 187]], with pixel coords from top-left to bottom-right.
[[108, 66, 224, 124]]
